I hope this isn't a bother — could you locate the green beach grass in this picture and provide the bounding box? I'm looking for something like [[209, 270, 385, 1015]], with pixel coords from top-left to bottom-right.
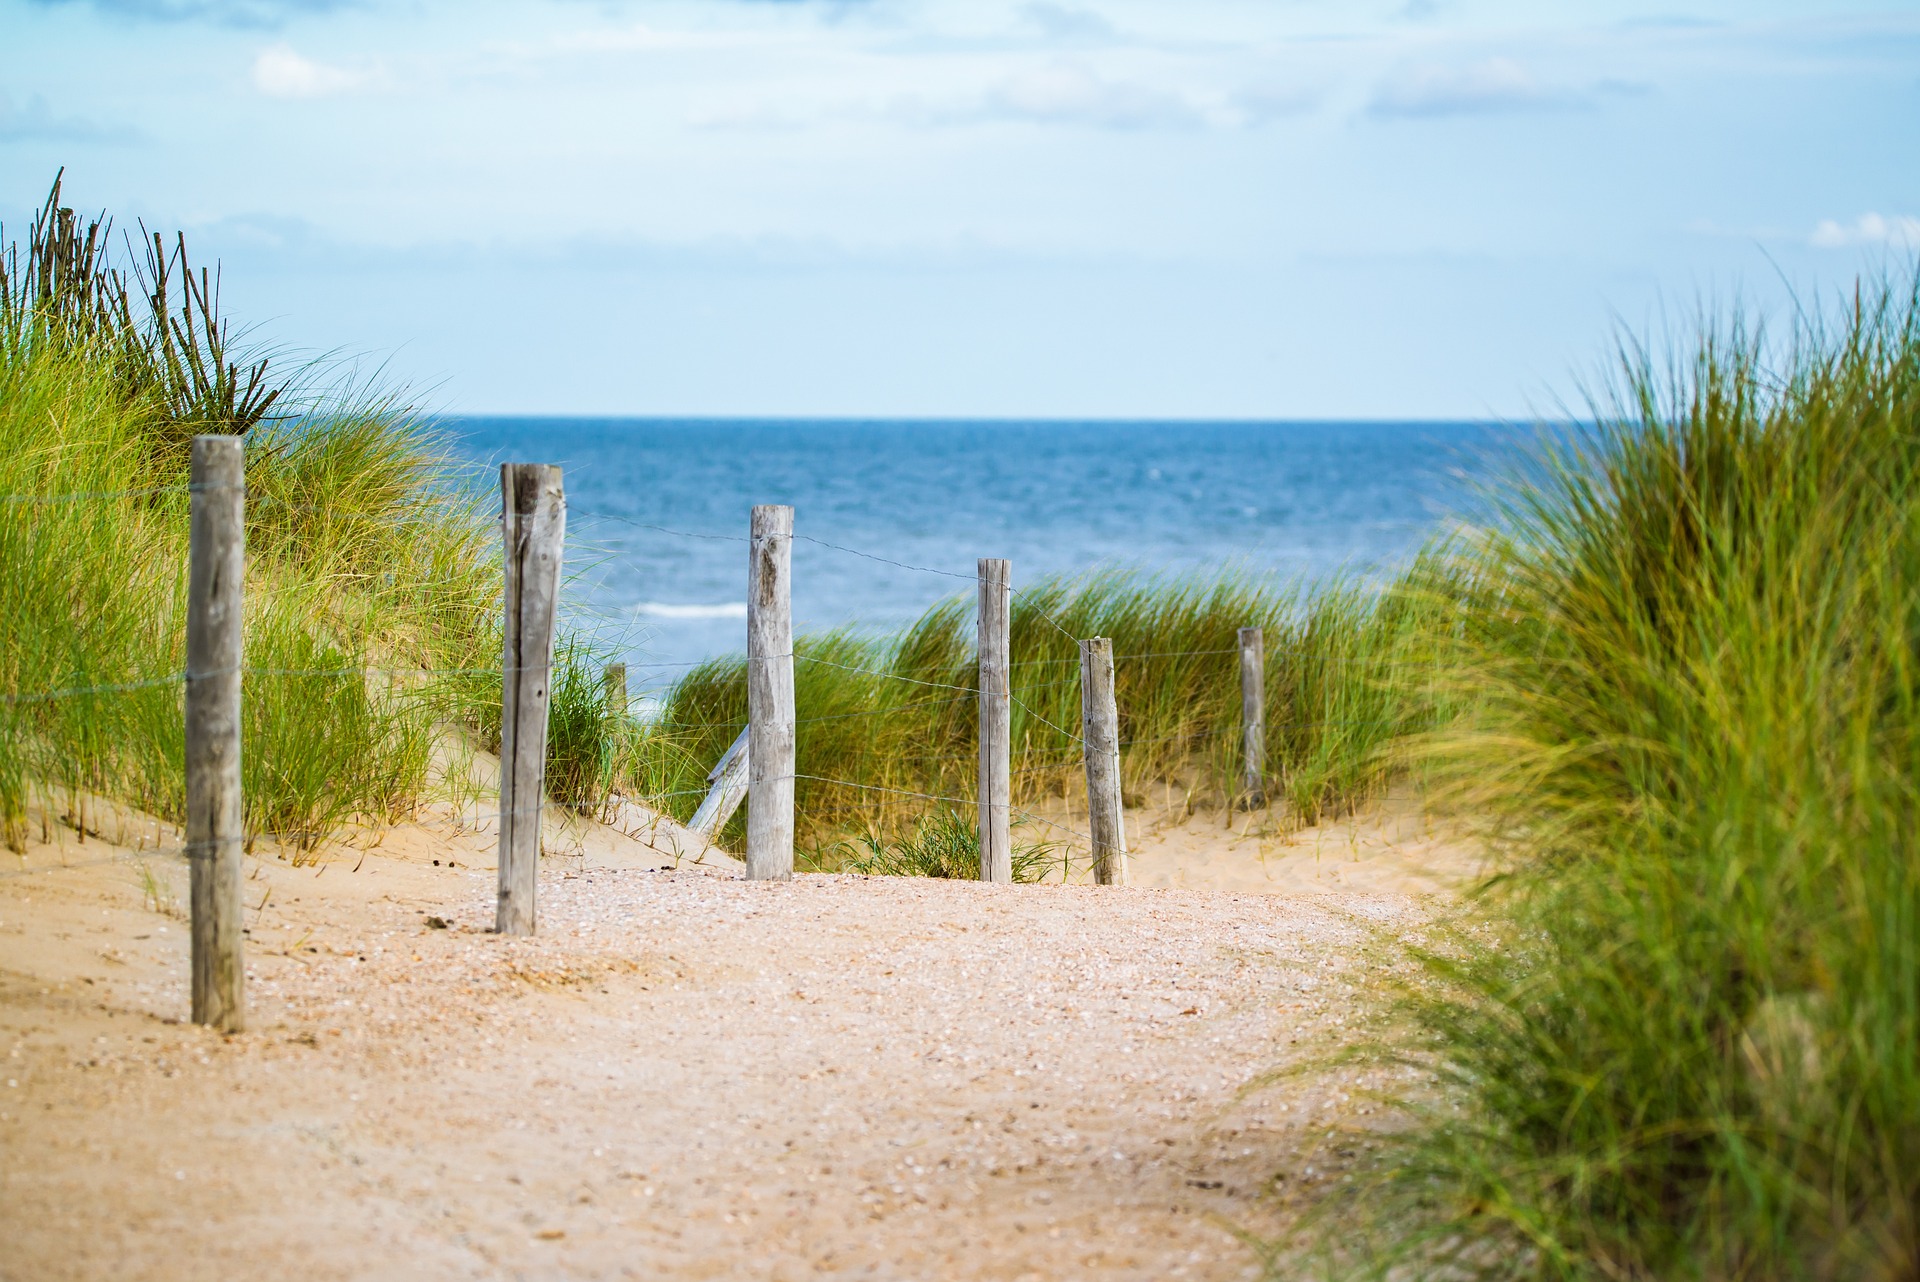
[[1297, 276, 1920, 1279], [0, 177, 502, 851], [608, 565, 1451, 862]]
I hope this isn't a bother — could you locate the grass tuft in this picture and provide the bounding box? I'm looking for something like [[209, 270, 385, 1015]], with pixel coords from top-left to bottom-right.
[[1312, 272, 1920, 1280], [622, 569, 1448, 857], [0, 175, 500, 851], [833, 808, 1054, 882]]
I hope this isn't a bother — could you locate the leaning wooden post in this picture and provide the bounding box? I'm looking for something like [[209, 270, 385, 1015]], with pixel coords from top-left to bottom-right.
[[1080, 636, 1127, 886], [689, 726, 751, 839], [603, 662, 628, 718], [746, 505, 795, 880], [186, 434, 246, 1032], [977, 558, 1012, 884], [1238, 626, 1266, 807], [496, 464, 565, 936]]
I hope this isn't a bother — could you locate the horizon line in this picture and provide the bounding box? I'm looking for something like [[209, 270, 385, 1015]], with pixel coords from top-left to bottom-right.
[[431, 412, 1537, 426]]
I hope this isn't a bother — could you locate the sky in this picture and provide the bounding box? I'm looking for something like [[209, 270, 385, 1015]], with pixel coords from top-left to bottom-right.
[[2, 0, 1917, 418]]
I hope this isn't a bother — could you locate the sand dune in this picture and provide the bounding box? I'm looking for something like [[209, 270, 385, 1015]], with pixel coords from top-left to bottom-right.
[[0, 795, 1470, 1280]]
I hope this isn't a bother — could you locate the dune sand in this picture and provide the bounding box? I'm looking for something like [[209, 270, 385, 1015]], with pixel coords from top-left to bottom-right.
[[0, 790, 1475, 1280]]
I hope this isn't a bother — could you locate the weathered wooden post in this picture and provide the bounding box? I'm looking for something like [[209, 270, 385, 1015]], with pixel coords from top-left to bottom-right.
[[186, 434, 246, 1031], [1238, 625, 1265, 807], [977, 558, 1012, 884], [689, 726, 751, 839], [603, 662, 627, 718], [746, 505, 795, 880], [1080, 636, 1127, 886], [496, 463, 565, 936]]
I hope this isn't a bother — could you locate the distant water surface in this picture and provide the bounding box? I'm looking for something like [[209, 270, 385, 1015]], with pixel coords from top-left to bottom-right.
[[442, 419, 1502, 684]]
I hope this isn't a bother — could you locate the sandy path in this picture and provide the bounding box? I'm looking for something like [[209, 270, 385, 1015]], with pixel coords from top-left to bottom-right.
[[0, 801, 1461, 1281]]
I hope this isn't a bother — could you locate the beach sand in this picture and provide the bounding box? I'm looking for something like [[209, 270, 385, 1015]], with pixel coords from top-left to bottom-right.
[[1024, 788, 1483, 898], [0, 792, 1472, 1280]]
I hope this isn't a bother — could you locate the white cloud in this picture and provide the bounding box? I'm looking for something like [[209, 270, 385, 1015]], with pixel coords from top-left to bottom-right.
[[548, 22, 751, 55], [250, 44, 368, 99], [695, 64, 1215, 133], [684, 97, 810, 131], [1020, 2, 1118, 43], [1810, 213, 1920, 251], [978, 64, 1203, 129], [1368, 57, 1575, 119], [1228, 80, 1319, 125]]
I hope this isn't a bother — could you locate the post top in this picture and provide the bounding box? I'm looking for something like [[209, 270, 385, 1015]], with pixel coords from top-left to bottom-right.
[[750, 504, 794, 534], [189, 433, 244, 483], [499, 462, 564, 514]]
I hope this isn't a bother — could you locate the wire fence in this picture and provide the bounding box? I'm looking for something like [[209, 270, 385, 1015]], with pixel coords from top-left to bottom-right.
[[0, 776, 746, 883], [0, 776, 1103, 884], [3, 478, 1423, 886], [574, 513, 1428, 881]]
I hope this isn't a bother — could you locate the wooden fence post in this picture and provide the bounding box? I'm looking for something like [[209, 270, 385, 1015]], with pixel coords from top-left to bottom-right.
[[689, 726, 751, 839], [747, 505, 795, 880], [497, 463, 565, 936], [977, 558, 1012, 884], [1238, 626, 1266, 807], [1080, 636, 1127, 886], [604, 662, 627, 718], [186, 434, 246, 1032]]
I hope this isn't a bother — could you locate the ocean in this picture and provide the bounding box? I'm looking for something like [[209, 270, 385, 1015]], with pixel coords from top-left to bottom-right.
[[443, 418, 1502, 684]]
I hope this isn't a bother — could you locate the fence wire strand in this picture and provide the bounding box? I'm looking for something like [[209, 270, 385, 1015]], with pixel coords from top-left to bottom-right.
[[0, 673, 186, 705], [3, 483, 1406, 897], [795, 654, 978, 694], [1, 484, 192, 505]]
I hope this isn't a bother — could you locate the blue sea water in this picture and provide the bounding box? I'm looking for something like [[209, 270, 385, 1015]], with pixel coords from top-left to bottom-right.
[[442, 419, 1503, 685]]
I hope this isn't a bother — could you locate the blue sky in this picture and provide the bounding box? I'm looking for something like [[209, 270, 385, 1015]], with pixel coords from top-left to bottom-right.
[[3, 0, 1917, 417]]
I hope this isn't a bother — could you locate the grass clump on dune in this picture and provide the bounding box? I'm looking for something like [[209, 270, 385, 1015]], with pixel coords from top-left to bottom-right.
[[1323, 277, 1920, 1279], [838, 809, 1056, 883], [623, 567, 1449, 860], [0, 175, 500, 852]]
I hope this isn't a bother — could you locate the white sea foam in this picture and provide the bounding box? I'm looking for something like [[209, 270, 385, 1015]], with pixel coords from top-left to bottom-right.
[[634, 601, 749, 619]]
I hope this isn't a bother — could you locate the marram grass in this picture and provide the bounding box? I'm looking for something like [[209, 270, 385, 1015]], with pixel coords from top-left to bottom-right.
[[611, 565, 1456, 859], [1301, 276, 1920, 1280], [834, 808, 1056, 883], [0, 179, 500, 852]]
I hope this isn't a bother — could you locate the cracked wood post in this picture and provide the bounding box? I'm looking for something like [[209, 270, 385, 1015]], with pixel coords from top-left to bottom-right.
[[747, 505, 795, 880], [689, 726, 751, 839], [187, 434, 246, 1032], [603, 662, 627, 718], [1080, 636, 1127, 886], [977, 557, 1012, 884], [1238, 626, 1266, 807], [497, 463, 565, 936]]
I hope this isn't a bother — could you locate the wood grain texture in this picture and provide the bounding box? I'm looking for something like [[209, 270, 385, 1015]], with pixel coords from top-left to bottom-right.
[[497, 463, 565, 936], [1238, 626, 1266, 807], [689, 726, 751, 839], [186, 435, 246, 1031], [747, 505, 795, 881], [977, 558, 1012, 884], [1080, 636, 1127, 886]]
